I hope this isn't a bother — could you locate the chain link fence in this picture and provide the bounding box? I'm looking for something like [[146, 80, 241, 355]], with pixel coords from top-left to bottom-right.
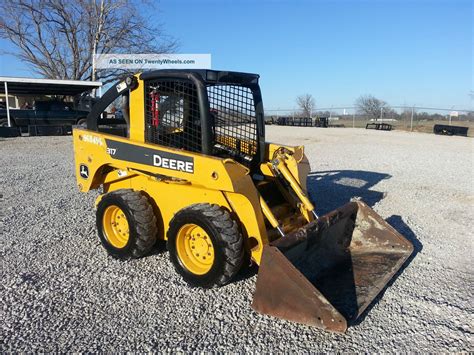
[[265, 106, 474, 136]]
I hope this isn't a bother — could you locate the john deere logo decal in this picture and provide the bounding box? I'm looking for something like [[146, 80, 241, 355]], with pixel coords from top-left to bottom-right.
[[152, 153, 193, 173], [105, 139, 195, 174], [79, 164, 89, 179]]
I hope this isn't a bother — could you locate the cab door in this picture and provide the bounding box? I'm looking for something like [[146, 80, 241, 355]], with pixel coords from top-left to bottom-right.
[[32, 102, 50, 125]]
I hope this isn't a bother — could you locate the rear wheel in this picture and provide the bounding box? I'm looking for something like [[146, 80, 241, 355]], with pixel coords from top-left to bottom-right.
[[96, 189, 157, 259], [167, 203, 244, 288], [77, 118, 87, 128], [0, 118, 15, 127]]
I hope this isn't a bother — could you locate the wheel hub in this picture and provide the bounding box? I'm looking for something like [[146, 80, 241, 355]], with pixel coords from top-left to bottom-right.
[[176, 224, 214, 275], [102, 205, 129, 248]]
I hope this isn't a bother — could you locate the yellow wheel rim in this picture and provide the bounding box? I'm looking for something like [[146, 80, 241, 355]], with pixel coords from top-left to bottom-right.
[[102, 205, 130, 248], [176, 224, 214, 275]]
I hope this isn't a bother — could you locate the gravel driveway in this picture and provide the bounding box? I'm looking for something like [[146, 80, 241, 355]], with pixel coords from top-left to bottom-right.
[[1, 127, 472, 352]]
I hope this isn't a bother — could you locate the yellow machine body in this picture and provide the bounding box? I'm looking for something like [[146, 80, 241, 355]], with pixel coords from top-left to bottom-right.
[[73, 118, 311, 265]]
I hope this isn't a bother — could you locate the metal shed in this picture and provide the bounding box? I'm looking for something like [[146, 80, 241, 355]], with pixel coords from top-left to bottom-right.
[[0, 76, 102, 127]]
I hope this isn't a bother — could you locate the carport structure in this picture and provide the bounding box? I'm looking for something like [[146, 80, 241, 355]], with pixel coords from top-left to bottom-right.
[[0, 76, 102, 127]]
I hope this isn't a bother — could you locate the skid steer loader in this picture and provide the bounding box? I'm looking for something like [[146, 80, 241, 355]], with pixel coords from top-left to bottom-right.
[[73, 70, 413, 332]]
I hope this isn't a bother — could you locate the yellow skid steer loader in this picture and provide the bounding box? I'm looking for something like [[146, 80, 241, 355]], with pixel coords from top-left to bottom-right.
[[73, 70, 413, 332]]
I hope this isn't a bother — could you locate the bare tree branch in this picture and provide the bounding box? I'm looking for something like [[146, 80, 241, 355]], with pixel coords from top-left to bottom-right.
[[355, 95, 391, 121], [0, 0, 178, 81], [296, 94, 316, 117]]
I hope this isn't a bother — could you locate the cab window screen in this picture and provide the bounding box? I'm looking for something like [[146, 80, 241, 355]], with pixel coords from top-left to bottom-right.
[[144, 79, 201, 152], [207, 84, 258, 164]]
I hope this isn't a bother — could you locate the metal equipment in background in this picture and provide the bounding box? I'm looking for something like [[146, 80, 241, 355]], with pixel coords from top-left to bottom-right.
[[366, 122, 393, 131], [433, 124, 469, 137], [314, 116, 329, 127], [275, 116, 312, 126]]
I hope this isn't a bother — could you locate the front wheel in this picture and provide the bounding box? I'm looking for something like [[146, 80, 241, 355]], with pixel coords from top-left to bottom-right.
[[0, 118, 15, 127], [96, 189, 157, 259], [167, 203, 244, 288]]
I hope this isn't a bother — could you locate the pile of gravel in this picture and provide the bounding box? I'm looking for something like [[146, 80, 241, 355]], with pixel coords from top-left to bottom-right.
[[1, 128, 472, 352]]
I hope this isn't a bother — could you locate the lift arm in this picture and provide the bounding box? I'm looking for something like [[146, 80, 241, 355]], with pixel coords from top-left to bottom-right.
[[258, 148, 319, 237]]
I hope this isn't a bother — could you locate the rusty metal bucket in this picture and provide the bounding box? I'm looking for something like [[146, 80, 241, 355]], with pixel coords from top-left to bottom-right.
[[252, 201, 414, 333]]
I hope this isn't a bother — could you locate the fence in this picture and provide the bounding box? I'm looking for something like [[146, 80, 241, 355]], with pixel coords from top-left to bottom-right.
[[265, 106, 474, 136]]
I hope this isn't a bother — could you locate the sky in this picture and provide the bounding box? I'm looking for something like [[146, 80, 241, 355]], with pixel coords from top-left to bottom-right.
[[0, 0, 472, 110]]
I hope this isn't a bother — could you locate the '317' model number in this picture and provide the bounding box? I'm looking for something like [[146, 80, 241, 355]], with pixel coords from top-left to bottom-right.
[[106, 147, 117, 155]]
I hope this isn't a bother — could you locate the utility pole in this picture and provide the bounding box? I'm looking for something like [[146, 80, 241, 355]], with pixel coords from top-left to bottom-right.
[[91, 53, 96, 82], [410, 106, 414, 131], [4, 81, 11, 127], [352, 111, 355, 128], [91, 0, 105, 97], [449, 106, 454, 125]]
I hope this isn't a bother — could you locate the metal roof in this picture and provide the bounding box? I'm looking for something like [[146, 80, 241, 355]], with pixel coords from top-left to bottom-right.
[[0, 76, 102, 96]]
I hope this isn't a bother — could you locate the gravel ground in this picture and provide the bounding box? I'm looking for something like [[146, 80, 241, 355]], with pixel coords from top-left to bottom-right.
[[1, 127, 473, 352]]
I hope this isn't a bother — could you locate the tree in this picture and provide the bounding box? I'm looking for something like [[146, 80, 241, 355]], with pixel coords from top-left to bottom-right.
[[0, 0, 178, 83], [296, 94, 316, 117], [355, 95, 390, 121]]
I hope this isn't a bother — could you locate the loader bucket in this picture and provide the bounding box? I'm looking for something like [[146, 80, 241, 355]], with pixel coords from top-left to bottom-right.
[[252, 201, 413, 333]]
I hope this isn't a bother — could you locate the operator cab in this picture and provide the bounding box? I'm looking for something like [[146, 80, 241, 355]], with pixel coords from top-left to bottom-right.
[[86, 70, 266, 170]]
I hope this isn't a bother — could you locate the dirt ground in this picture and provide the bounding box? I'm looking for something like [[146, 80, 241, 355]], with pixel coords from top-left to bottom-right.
[[1, 127, 473, 352]]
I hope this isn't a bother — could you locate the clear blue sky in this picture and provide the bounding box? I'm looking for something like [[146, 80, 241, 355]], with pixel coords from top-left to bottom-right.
[[1, 0, 472, 110]]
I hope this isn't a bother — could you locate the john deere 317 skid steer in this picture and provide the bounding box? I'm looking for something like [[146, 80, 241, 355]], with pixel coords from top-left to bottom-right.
[[73, 70, 413, 332]]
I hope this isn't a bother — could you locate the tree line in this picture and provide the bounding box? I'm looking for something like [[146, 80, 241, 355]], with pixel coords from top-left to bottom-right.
[[296, 94, 473, 121]]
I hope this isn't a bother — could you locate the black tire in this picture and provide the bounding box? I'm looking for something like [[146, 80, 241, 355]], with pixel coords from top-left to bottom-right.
[[167, 203, 244, 288], [77, 118, 87, 127], [96, 189, 157, 259], [0, 118, 15, 127]]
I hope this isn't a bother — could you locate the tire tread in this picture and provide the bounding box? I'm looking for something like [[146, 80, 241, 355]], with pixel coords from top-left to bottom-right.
[[168, 203, 244, 287], [100, 189, 157, 259]]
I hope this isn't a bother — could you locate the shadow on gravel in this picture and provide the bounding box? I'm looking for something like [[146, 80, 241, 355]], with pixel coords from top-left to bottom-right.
[[306, 170, 422, 328], [234, 264, 259, 283], [307, 170, 391, 215], [350, 215, 422, 328], [386, 215, 423, 255], [150, 240, 168, 255]]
